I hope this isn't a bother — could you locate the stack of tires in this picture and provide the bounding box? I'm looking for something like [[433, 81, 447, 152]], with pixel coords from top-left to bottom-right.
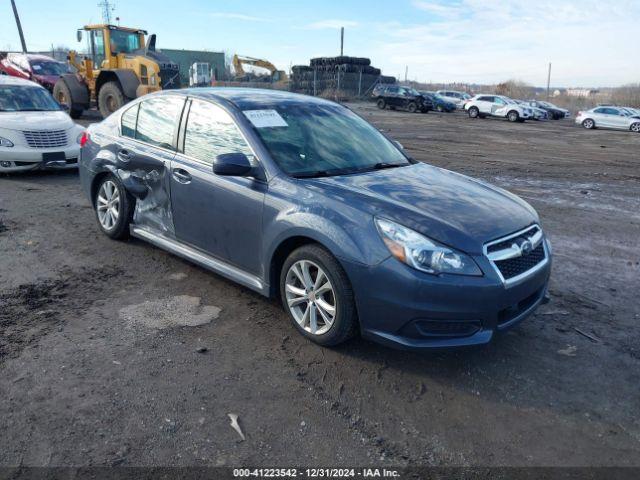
[[290, 56, 395, 98]]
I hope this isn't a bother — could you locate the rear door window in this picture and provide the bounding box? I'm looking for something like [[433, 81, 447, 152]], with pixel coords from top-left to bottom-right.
[[135, 96, 185, 149], [183, 99, 253, 164]]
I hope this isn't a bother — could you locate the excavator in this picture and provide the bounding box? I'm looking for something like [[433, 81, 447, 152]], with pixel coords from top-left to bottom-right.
[[232, 54, 287, 83], [53, 24, 180, 118]]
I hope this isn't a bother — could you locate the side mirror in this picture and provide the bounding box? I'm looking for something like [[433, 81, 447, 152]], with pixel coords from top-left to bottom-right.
[[393, 140, 404, 150], [76, 30, 83, 42], [213, 152, 252, 176]]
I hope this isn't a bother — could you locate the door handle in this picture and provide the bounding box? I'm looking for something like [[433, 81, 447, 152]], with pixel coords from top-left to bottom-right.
[[118, 149, 133, 161], [172, 168, 192, 184]]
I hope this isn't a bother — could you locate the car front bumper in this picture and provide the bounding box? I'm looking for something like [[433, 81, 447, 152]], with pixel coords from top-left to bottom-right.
[[342, 243, 552, 350], [0, 145, 80, 173]]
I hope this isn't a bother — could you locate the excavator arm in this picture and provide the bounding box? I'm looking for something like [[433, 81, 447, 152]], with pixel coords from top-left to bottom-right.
[[232, 54, 287, 82]]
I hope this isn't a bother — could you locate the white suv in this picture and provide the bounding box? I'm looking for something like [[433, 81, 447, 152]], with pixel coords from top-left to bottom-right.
[[465, 95, 533, 122]]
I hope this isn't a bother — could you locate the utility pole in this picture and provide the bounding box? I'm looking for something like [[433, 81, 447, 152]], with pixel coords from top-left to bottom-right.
[[10, 0, 27, 53], [546, 62, 552, 100], [340, 27, 344, 56], [404, 66, 408, 83]]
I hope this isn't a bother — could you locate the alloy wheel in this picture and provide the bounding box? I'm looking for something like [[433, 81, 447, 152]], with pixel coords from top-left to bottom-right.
[[631, 123, 640, 133], [97, 180, 120, 231], [285, 260, 336, 335], [583, 119, 594, 129]]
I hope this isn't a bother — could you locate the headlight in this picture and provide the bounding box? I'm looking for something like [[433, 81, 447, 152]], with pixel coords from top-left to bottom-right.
[[375, 218, 482, 276], [0, 136, 14, 147]]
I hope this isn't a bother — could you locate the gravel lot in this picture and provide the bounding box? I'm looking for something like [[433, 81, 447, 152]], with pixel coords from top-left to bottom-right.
[[1, 103, 639, 468]]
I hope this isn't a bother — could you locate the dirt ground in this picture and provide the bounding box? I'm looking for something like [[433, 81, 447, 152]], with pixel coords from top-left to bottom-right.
[[1, 103, 639, 469]]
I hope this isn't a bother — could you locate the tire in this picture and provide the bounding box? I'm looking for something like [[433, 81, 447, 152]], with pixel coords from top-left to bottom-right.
[[280, 245, 358, 347], [93, 174, 135, 240], [376, 98, 386, 109], [507, 110, 519, 122], [582, 118, 595, 129], [53, 80, 83, 119], [98, 81, 128, 118], [407, 102, 418, 113], [630, 122, 640, 133], [468, 106, 479, 118]]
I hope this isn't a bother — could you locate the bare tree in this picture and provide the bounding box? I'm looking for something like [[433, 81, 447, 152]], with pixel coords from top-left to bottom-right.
[[496, 79, 535, 99]]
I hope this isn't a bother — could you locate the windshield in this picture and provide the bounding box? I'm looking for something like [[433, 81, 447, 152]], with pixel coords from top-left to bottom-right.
[[30, 60, 70, 76], [0, 85, 61, 112], [247, 103, 409, 177], [109, 30, 141, 54]]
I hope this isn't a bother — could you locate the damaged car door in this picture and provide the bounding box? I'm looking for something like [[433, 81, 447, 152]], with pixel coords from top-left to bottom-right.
[[170, 98, 266, 274], [118, 95, 186, 234]]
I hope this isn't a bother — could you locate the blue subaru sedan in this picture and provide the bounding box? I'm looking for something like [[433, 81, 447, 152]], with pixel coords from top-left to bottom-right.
[[79, 88, 551, 349]]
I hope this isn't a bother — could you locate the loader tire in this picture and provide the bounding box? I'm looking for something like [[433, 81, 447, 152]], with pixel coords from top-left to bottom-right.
[[98, 81, 128, 118]]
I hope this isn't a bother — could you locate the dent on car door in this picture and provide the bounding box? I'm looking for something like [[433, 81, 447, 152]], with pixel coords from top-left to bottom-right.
[[170, 99, 266, 274], [117, 96, 186, 235]]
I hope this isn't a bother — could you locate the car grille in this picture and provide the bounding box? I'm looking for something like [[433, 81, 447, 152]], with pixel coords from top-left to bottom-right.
[[485, 225, 548, 284], [494, 243, 545, 279], [23, 130, 68, 148]]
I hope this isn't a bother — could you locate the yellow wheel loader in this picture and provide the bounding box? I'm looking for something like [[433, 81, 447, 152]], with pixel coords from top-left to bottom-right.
[[53, 25, 180, 119]]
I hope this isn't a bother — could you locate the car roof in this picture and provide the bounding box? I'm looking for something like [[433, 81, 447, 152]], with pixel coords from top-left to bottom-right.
[[0, 75, 44, 88], [165, 87, 340, 110]]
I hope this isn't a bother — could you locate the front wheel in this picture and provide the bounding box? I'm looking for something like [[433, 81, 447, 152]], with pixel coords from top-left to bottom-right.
[[280, 245, 358, 346], [94, 174, 135, 240], [407, 102, 418, 113], [630, 122, 640, 133], [582, 118, 595, 129], [98, 81, 129, 118], [507, 110, 519, 122], [468, 106, 479, 118], [376, 98, 386, 109]]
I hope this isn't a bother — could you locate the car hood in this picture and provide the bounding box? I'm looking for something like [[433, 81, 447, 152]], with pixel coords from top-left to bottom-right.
[[0, 110, 75, 132], [308, 163, 538, 254]]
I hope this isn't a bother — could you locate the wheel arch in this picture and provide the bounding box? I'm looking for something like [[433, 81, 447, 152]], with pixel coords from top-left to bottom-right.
[[96, 69, 140, 99]]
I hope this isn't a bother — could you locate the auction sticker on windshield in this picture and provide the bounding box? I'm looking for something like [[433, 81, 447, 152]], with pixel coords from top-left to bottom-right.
[[243, 109, 288, 128]]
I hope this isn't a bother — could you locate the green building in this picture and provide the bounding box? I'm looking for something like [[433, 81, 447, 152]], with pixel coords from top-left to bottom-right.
[[159, 48, 226, 86]]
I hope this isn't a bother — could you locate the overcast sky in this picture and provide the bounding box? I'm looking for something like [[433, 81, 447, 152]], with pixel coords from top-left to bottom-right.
[[1, 0, 638, 87]]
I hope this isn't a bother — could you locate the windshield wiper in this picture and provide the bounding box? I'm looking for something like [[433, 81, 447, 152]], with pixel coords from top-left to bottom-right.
[[371, 162, 407, 170], [291, 170, 334, 178]]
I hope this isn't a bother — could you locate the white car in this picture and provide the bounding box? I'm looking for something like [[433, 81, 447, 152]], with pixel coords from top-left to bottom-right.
[[436, 90, 471, 109], [0, 76, 84, 173], [465, 95, 533, 122], [576, 107, 640, 132]]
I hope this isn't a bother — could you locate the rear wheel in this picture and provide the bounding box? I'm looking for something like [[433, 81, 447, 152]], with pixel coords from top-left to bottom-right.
[[630, 122, 640, 133], [376, 98, 386, 109], [53, 80, 83, 119], [468, 106, 479, 118], [94, 174, 134, 240], [407, 102, 418, 113], [280, 245, 357, 346], [98, 81, 129, 118], [507, 110, 519, 122], [582, 118, 595, 129]]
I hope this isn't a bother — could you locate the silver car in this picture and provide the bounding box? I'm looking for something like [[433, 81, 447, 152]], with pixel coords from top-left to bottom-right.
[[576, 106, 640, 132]]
